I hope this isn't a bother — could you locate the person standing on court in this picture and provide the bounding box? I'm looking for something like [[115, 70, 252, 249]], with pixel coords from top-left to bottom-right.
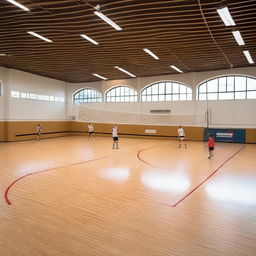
[[208, 134, 215, 159], [36, 123, 42, 142], [112, 125, 119, 149], [178, 125, 187, 148], [88, 123, 95, 141]]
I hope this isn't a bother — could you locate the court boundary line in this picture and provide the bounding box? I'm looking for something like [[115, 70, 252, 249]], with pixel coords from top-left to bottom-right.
[[4, 140, 164, 205], [4, 156, 106, 205], [137, 144, 245, 207]]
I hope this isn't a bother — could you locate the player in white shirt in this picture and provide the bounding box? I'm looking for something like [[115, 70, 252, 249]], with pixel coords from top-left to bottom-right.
[[112, 125, 119, 149], [88, 123, 95, 140], [178, 125, 187, 148]]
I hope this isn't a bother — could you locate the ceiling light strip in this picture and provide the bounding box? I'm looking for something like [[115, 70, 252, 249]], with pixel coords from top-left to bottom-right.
[[143, 48, 159, 60], [217, 6, 236, 26], [94, 11, 122, 31], [92, 73, 107, 80], [6, 0, 30, 11], [114, 66, 136, 77], [243, 50, 254, 64], [80, 34, 99, 45], [232, 30, 245, 46], [170, 65, 183, 73], [27, 32, 53, 43]]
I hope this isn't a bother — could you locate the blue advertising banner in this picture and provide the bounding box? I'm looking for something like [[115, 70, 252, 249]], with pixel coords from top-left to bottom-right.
[[204, 128, 245, 143]]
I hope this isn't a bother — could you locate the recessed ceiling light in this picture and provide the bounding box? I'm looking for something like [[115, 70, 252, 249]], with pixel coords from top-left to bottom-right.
[[6, 0, 30, 12], [170, 65, 183, 73], [217, 5, 236, 26], [92, 73, 107, 80], [232, 30, 245, 46], [27, 31, 53, 43], [243, 50, 254, 64], [143, 48, 159, 60], [0, 53, 7, 56], [114, 66, 136, 78], [94, 5, 122, 31], [80, 34, 99, 45]]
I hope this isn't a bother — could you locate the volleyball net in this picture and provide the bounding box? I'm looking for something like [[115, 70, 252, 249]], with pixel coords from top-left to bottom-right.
[[77, 106, 206, 126]]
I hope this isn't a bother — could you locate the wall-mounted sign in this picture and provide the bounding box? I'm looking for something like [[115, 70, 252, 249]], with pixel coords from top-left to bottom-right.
[[145, 129, 156, 134]]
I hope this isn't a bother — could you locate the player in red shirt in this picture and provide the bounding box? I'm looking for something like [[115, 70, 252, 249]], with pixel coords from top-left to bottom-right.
[[208, 134, 215, 159]]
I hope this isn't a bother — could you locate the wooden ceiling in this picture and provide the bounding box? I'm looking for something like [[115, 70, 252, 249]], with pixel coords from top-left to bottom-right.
[[0, 0, 255, 83]]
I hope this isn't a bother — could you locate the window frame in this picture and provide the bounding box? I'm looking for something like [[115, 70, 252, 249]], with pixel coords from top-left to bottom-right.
[[197, 75, 256, 101], [105, 85, 138, 103], [73, 88, 102, 103], [140, 81, 192, 102]]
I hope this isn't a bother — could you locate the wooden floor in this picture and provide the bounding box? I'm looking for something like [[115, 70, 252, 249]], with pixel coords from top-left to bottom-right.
[[0, 136, 256, 256]]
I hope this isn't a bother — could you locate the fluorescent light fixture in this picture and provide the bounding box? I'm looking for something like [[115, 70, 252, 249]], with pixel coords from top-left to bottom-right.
[[243, 50, 254, 64], [80, 34, 99, 45], [217, 6, 236, 26], [170, 65, 183, 73], [0, 53, 7, 56], [143, 48, 159, 60], [27, 31, 53, 43], [232, 30, 245, 46], [114, 66, 136, 78], [92, 73, 107, 80], [94, 11, 122, 31], [6, 0, 30, 11]]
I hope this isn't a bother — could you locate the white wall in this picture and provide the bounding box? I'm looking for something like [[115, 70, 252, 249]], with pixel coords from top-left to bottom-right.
[[67, 66, 256, 128], [0, 67, 9, 120], [0, 68, 67, 121]]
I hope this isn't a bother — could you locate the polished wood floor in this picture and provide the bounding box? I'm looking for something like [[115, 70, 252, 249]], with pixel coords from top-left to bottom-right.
[[0, 136, 255, 256]]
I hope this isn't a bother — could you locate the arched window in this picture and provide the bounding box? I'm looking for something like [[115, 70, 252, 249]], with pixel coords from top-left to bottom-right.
[[73, 88, 102, 103], [106, 86, 137, 102], [198, 75, 256, 100], [141, 81, 192, 101]]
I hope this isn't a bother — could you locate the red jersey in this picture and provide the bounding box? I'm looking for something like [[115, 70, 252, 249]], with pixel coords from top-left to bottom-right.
[[208, 137, 215, 147]]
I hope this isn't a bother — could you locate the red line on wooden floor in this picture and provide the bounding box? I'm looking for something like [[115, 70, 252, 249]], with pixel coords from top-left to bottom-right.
[[137, 144, 245, 207], [171, 145, 245, 207], [4, 156, 106, 205]]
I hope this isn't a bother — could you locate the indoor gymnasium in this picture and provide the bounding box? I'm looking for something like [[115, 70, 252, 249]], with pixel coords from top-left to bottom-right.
[[0, 1, 256, 255]]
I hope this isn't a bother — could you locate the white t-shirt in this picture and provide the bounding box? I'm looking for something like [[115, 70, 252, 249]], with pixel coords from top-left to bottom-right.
[[36, 125, 42, 133], [112, 127, 118, 137], [88, 124, 94, 132], [178, 128, 185, 137]]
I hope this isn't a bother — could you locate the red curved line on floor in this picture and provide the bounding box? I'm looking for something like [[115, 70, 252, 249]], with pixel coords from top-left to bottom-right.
[[172, 145, 245, 207], [5, 156, 106, 205], [136, 144, 173, 170]]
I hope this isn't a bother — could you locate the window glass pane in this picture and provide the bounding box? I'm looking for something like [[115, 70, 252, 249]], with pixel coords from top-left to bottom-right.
[[219, 77, 226, 92], [173, 94, 179, 101], [120, 87, 125, 95], [199, 83, 206, 93], [235, 92, 246, 99], [146, 86, 152, 95], [152, 95, 158, 101], [180, 94, 186, 101], [159, 95, 165, 101], [180, 85, 186, 93], [173, 83, 179, 93], [235, 76, 246, 91], [166, 83, 172, 93], [146, 95, 152, 101], [207, 80, 218, 92], [199, 93, 206, 100], [166, 95, 172, 101], [219, 92, 234, 100], [207, 93, 217, 100], [247, 91, 256, 99], [124, 96, 129, 102], [187, 93, 192, 100], [247, 78, 256, 90], [142, 96, 146, 102], [125, 87, 129, 94], [227, 77, 234, 91], [152, 84, 158, 94], [159, 83, 165, 94], [106, 96, 111, 102]]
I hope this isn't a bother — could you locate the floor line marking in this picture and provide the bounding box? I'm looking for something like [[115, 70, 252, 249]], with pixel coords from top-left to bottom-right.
[[171, 145, 245, 207]]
